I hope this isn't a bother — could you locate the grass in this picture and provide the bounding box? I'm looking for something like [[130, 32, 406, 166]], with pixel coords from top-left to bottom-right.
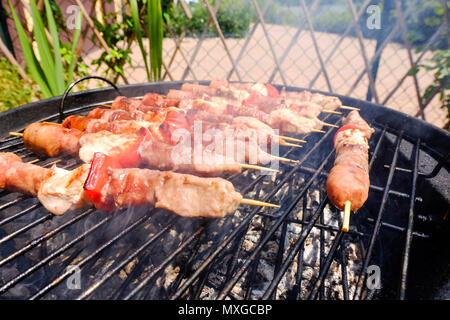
[[0, 57, 42, 112]]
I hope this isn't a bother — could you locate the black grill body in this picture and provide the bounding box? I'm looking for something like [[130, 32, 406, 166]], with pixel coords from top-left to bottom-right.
[[0, 81, 448, 300]]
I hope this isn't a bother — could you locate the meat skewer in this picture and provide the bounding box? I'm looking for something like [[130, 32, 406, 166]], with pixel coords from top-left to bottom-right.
[[61, 112, 303, 149], [181, 81, 355, 113], [10, 124, 285, 176], [97, 97, 310, 144], [326, 110, 375, 232], [0, 152, 279, 217], [62, 109, 302, 152], [207, 80, 359, 111], [104, 94, 331, 136]]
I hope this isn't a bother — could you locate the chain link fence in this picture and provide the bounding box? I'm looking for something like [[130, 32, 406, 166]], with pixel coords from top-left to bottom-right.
[[1, 0, 448, 128]]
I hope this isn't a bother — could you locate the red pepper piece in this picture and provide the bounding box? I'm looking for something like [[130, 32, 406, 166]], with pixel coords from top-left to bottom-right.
[[265, 83, 280, 97], [333, 125, 365, 145], [242, 90, 257, 106], [84, 152, 121, 212], [113, 127, 146, 168]]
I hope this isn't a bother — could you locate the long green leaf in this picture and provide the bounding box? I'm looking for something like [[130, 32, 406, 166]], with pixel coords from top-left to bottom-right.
[[148, 0, 163, 81], [130, 0, 151, 81], [8, 0, 52, 98], [67, 11, 83, 86], [29, 0, 57, 95], [44, 0, 64, 94]]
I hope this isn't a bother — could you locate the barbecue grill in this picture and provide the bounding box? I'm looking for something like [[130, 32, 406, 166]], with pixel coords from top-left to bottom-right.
[[0, 80, 449, 300]]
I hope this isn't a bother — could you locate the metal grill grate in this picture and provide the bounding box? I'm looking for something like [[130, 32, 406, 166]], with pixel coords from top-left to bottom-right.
[[0, 87, 448, 300]]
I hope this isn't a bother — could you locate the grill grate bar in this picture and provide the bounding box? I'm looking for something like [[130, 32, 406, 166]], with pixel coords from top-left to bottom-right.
[[216, 150, 334, 300], [0, 138, 23, 152], [166, 234, 206, 299], [0, 203, 41, 227], [399, 138, 420, 299], [0, 213, 53, 246], [76, 218, 176, 300], [261, 197, 329, 299], [319, 188, 326, 299], [365, 217, 429, 238], [353, 131, 404, 300], [244, 214, 276, 299], [0, 196, 27, 211], [124, 226, 204, 300], [0, 215, 112, 295], [220, 227, 255, 298], [30, 211, 153, 299], [257, 208, 365, 237], [308, 231, 345, 300], [191, 264, 213, 300], [369, 126, 387, 170], [340, 242, 350, 300], [0, 209, 93, 268], [293, 197, 310, 299]]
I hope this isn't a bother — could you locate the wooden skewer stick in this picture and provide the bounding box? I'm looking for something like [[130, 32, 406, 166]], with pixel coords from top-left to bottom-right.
[[280, 141, 303, 148], [240, 164, 280, 173], [341, 105, 360, 111], [241, 198, 280, 208], [323, 109, 342, 115], [99, 104, 112, 108], [27, 159, 41, 164], [277, 135, 307, 143], [342, 200, 351, 232], [271, 155, 300, 164], [10, 132, 23, 137], [321, 121, 339, 128], [311, 129, 326, 133]]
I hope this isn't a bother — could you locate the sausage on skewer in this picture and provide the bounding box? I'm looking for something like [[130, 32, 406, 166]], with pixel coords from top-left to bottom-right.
[[326, 111, 375, 231]]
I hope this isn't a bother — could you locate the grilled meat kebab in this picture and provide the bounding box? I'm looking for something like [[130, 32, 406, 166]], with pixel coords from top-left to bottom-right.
[[326, 110, 374, 212], [22, 122, 245, 176], [0, 152, 242, 217]]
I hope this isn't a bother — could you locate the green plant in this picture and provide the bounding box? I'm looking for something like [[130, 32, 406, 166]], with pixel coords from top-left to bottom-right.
[[163, 0, 254, 39], [93, 0, 163, 83], [8, 0, 84, 98], [0, 57, 42, 111], [312, 10, 351, 34], [147, 0, 163, 81], [409, 48, 450, 130], [405, 0, 448, 49], [91, 10, 133, 83], [215, 0, 254, 38]]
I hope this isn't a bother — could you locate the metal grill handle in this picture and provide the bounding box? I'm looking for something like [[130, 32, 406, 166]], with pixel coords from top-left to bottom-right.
[[59, 76, 122, 122]]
